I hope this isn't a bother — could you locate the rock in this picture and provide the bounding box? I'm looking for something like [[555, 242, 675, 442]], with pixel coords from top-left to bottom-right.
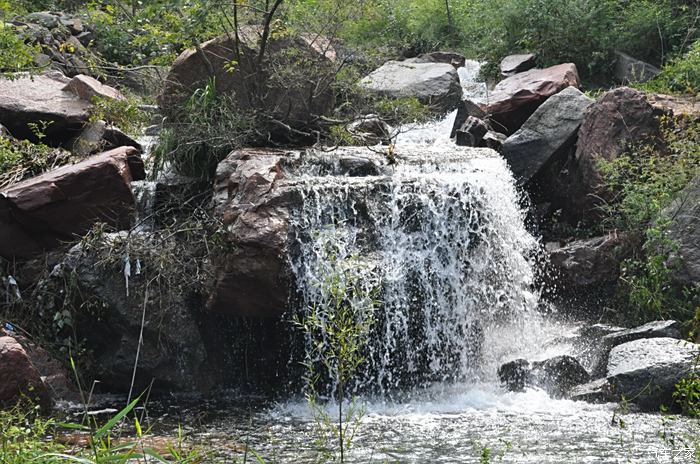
[[501, 86, 593, 182], [647, 93, 700, 118], [50, 232, 215, 393], [0, 147, 143, 260], [75, 31, 94, 46], [411, 51, 466, 68], [24, 12, 59, 29], [0, 71, 91, 144], [70, 120, 141, 157], [60, 17, 84, 35], [360, 60, 462, 113], [454, 116, 489, 147], [483, 131, 506, 151], [34, 53, 52, 68], [498, 355, 590, 397], [606, 338, 699, 411], [603, 320, 682, 348], [482, 63, 580, 134], [159, 34, 335, 140], [575, 87, 666, 195], [450, 99, 487, 138], [347, 115, 392, 145], [530, 355, 590, 398], [0, 335, 51, 410], [500, 54, 536, 77], [63, 74, 125, 102], [661, 175, 700, 286], [570, 378, 615, 403], [547, 233, 631, 293], [498, 359, 530, 392], [614, 52, 660, 84]]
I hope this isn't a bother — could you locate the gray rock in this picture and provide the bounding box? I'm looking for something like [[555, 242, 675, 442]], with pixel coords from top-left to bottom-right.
[[70, 120, 141, 157], [25, 12, 59, 29], [607, 337, 699, 411], [570, 378, 615, 403], [450, 99, 487, 138], [360, 60, 462, 113], [614, 52, 660, 84], [0, 71, 91, 144], [501, 86, 593, 182], [454, 116, 489, 147], [498, 359, 530, 392], [603, 320, 682, 348], [498, 355, 590, 398], [483, 131, 506, 151], [661, 175, 700, 286], [410, 51, 466, 69], [347, 115, 391, 145], [500, 53, 536, 76], [547, 233, 631, 291]]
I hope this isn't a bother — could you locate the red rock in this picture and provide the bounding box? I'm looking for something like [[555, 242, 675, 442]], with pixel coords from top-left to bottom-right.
[[482, 63, 580, 134], [0, 335, 51, 410], [63, 74, 126, 102], [0, 146, 143, 259]]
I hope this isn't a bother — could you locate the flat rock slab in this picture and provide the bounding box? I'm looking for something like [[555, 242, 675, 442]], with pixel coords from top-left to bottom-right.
[[360, 60, 462, 113], [500, 54, 536, 76], [482, 63, 580, 135], [0, 71, 91, 144], [0, 146, 143, 259], [501, 86, 592, 182], [607, 337, 699, 411]]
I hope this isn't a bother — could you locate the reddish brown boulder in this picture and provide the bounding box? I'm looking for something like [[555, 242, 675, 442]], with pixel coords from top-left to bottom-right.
[[63, 74, 126, 102], [482, 63, 580, 134], [0, 146, 143, 259], [0, 335, 51, 410], [574, 87, 666, 194]]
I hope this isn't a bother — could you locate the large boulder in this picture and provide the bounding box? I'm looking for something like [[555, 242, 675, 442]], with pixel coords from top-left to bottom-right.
[[500, 54, 536, 77], [360, 60, 463, 113], [481, 63, 580, 134], [661, 175, 700, 286], [0, 71, 91, 144], [0, 147, 143, 260], [501, 86, 593, 182], [574, 87, 666, 195], [0, 335, 51, 410], [159, 33, 335, 140], [547, 233, 632, 294], [606, 337, 699, 411], [48, 231, 215, 393], [614, 52, 660, 84]]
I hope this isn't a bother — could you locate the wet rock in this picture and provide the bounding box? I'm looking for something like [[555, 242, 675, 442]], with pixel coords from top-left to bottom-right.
[[501, 86, 593, 182], [602, 320, 682, 348], [347, 115, 392, 145], [498, 355, 590, 397], [606, 337, 699, 411], [482, 63, 580, 135], [498, 359, 530, 392], [0, 71, 91, 144], [500, 53, 536, 77], [0, 147, 143, 260], [530, 355, 590, 398], [0, 335, 51, 410], [450, 99, 487, 138], [575, 87, 666, 196], [411, 51, 466, 68], [454, 116, 489, 147], [547, 233, 632, 293], [614, 52, 660, 84], [483, 131, 506, 151], [63, 74, 125, 102], [570, 378, 615, 403], [360, 60, 462, 113], [160, 33, 335, 140], [661, 175, 700, 286]]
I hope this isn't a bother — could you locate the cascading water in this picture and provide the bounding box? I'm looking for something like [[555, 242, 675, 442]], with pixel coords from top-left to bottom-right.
[[288, 145, 541, 395]]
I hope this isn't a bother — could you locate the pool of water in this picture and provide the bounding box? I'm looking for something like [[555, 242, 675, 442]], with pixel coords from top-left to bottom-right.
[[135, 385, 698, 464]]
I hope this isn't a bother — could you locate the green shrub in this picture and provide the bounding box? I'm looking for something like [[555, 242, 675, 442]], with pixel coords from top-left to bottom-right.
[[642, 39, 700, 96], [0, 137, 72, 190], [89, 95, 150, 136]]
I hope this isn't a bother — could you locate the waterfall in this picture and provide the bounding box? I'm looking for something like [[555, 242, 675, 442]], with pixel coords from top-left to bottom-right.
[[288, 144, 540, 396]]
